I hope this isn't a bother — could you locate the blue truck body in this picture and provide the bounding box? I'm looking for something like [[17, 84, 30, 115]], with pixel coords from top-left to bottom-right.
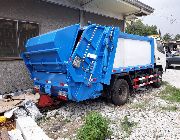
[[22, 24, 155, 102]]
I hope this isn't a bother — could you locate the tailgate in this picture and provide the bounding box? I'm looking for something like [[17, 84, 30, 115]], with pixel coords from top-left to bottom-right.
[[22, 24, 80, 73]]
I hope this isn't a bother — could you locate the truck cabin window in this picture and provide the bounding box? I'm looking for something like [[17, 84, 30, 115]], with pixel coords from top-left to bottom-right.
[[156, 41, 165, 54]]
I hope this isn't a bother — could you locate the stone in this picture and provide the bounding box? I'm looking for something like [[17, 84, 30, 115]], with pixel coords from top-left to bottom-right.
[[23, 100, 42, 120], [8, 129, 24, 140], [16, 117, 52, 140]]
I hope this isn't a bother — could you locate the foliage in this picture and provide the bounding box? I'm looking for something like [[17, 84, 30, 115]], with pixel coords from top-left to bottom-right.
[[160, 105, 178, 112], [174, 34, 180, 41], [130, 101, 148, 110], [162, 81, 169, 86], [121, 116, 137, 136], [77, 112, 111, 140], [125, 19, 158, 36], [160, 85, 180, 102], [163, 33, 172, 42]]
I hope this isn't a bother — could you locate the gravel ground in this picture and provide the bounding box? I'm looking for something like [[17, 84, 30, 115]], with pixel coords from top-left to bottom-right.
[[38, 69, 180, 140]]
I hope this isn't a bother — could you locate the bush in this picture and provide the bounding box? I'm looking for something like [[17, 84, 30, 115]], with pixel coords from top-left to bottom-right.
[[77, 112, 111, 140]]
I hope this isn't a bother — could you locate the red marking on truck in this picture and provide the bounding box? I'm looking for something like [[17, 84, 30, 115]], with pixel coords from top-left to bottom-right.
[[133, 73, 161, 89], [133, 79, 139, 82], [133, 85, 139, 89], [146, 76, 149, 79], [38, 94, 54, 108], [92, 78, 97, 82], [58, 95, 67, 101], [60, 83, 65, 86]]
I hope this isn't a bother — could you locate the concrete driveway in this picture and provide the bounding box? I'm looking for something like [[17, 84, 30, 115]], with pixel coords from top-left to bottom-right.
[[163, 66, 180, 88]]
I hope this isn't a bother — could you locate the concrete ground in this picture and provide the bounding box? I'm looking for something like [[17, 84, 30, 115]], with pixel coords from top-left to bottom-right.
[[163, 66, 180, 88]]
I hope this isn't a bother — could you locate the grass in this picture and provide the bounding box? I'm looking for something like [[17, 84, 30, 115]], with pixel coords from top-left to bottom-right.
[[64, 118, 71, 123], [121, 116, 137, 136], [161, 81, 169, 86], [160, 85, 180, 102], [77, 112, 111, 140], [37, 116, 50, 125], [130, 101, 148, 110], [160, 105, 178, 111]]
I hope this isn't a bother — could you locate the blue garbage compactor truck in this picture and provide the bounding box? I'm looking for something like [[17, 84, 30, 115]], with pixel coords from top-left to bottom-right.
[[22, 24, 165, 105]]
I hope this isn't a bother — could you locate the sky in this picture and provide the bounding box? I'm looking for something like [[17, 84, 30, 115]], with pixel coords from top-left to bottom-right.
[[139, 0, 180, 36]]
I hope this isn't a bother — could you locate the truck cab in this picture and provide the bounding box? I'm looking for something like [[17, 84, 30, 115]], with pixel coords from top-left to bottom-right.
[[154, 38, 166, 72]]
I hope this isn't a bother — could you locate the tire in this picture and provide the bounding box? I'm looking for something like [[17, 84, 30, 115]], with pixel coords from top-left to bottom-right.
[[111, 79, 129, 105], [166, 61, 170, 69], [152, 68, 162, 88]]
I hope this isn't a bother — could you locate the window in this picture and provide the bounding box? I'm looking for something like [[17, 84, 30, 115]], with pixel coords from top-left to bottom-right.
[[156, 40, 165, 54], [0, 18, 39, 58]]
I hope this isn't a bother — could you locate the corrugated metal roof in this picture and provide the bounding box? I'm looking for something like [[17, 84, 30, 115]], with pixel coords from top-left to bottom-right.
[[41, 0, 154, 19], [123, 0, 154, 13]]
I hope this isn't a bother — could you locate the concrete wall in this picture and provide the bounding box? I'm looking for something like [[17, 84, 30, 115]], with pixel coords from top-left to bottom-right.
[[0, 0, 125, 94], [84, 12, 125, 31], [0, 60, 33, 94], [0, 0, 80, 34], [0, 0, 80, 94]]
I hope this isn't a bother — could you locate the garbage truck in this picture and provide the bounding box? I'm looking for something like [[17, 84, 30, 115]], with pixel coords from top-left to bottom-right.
[[22, 24, 166, 106]]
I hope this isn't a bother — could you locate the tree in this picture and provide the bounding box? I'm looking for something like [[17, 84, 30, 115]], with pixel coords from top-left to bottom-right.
[[174, 34, 180, 41], [125, 19, 158, 36], [163, 33, 172, 42]]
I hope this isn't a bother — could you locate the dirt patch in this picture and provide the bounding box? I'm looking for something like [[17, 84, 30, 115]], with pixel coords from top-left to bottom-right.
[[39, 115, 83, 140], [0, 117, 15, 131]]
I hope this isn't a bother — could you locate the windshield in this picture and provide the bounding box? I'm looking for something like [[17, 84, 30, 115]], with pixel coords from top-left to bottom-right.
[[156, 40, 165, 54]]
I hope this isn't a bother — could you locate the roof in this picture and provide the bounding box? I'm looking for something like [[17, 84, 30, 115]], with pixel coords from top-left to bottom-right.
[[42, 0, 154, 20], [124, 0, 154, 15]]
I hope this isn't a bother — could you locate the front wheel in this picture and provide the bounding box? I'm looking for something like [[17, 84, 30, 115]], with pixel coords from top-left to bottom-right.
[[111, 79, 129, 105]]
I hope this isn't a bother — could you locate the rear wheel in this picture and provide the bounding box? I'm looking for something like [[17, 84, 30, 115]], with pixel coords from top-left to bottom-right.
[[111, 79, 129, 105], [152, 68, 162, 88]]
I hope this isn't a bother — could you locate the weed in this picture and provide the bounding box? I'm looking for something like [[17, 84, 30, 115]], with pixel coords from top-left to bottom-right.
[[64, 118, 71, 123], [121, 116, 137, 136], [161, 81, 169, 86], [160, 105, 178, 111], [130, 101, 148, 110], [77, 112, 111, 140], [160, 85, 180, 102]]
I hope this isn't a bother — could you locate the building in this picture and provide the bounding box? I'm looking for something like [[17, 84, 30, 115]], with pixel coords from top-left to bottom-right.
[[165, 40, 180, 54], [0, 0, 154, 94]]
